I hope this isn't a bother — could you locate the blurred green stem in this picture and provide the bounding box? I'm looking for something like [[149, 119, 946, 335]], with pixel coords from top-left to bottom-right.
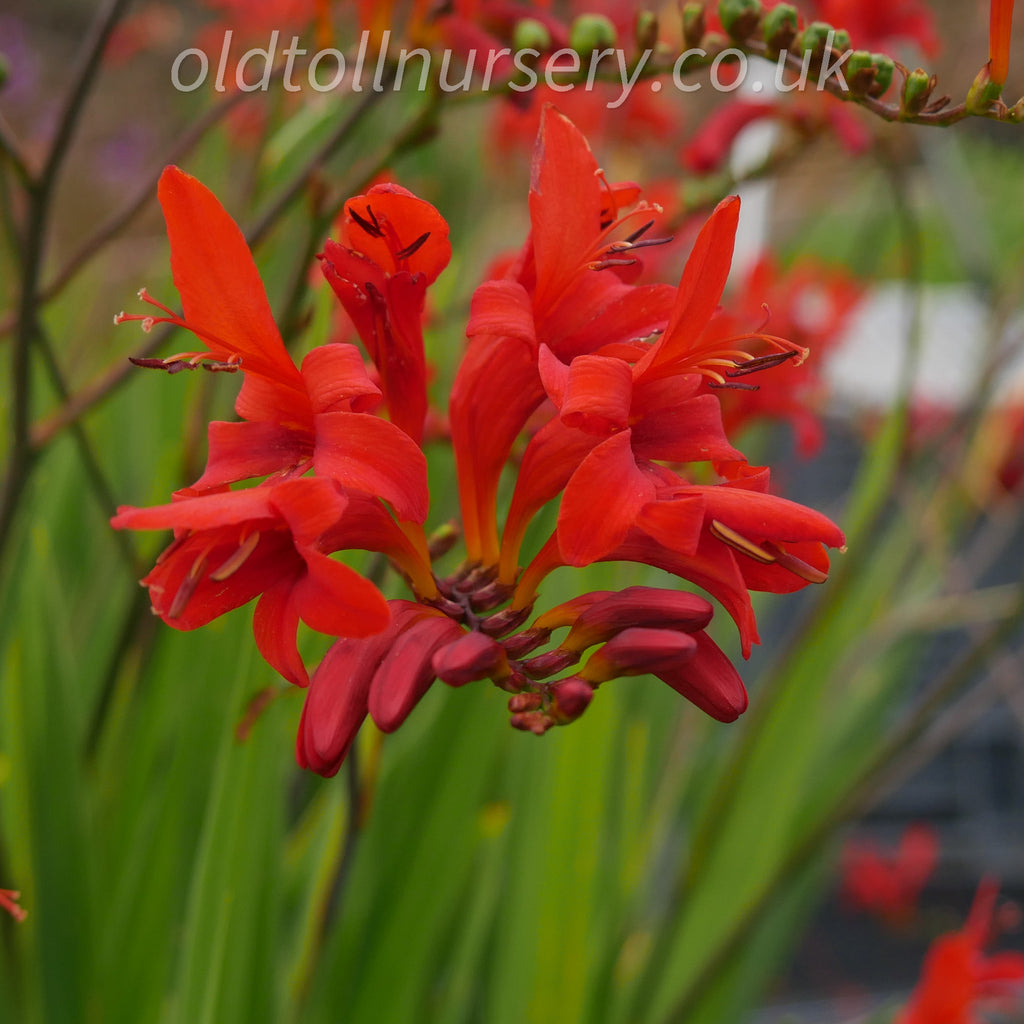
[[682, 148, 925, 893]]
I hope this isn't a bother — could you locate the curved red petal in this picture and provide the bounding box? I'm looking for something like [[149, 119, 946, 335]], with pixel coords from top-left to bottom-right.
[[300, 343, 382, 414], [157, 167, 304, 392], [467, 279, 537, 345], [192, 420, 311, 491], [641, 195, 740, 374], [529, 107, 604, 315], [632, 394, 745, 465], [697, 484, 846, 550], [560, 354, 633, 435], [557, 431, 657, 566], [313, 411, 429, 523], [293, 550, 391, 637], [253, 578, 307, 687]]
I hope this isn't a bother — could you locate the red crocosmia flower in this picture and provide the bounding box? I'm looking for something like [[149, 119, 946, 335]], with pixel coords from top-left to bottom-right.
[[896, 878, 1024, 1024], [452, 106, 676, 564], [500, 196, 834, 587], [111, 478, 405, 687], [0, 888, 26, 923], [115, 167, 430, 525], [321, 184, 451, 445], [515, 462, 843, 660], [840, 824, 939, 927], [116, 166, 307, 423]]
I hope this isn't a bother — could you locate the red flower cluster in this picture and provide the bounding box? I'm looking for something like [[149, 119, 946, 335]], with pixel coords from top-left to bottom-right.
[[896, 879, 1024, 1024], [113, 108, 844, 776]]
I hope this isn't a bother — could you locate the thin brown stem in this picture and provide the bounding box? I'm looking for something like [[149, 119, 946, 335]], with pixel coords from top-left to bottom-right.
[[0, 0, 134, 570], [0, 111, 32, 191]]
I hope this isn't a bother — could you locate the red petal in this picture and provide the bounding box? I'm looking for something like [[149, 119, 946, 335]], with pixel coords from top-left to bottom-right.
[[697, 485, 846, 549], [557, 431, 658, 565], [113, 487, 281, 532], [377, 273, 430, 442], [313, 411, 429, 523], [502, 417, 600, 574], [300, 343, 382, 414], [320, 242, 388, 360], [451, 332, 547, 562], [253, 578, 306, 686], [262, 478, 349, 547], [560, 354, 633, 435], [560, 282, 675, 361], [293, 550, 391, 637], [640, 196, 740, 374], [341, 183, 451, 284], [466, 279, 537, 345], [529, 107, 604, 315], [321, 493, 434, 594], [192, 420, 311, 491], [537, 343, 569, 407], [634, 495, 707, 557], [632, 393, 745, 464], [157, 167, 305, 392]]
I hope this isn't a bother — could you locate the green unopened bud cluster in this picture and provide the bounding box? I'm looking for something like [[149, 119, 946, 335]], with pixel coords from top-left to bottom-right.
[[844, 50, 896, 97]]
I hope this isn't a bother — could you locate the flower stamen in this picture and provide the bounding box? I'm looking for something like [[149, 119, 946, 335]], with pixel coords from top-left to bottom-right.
[[168, 548, 211, 619], [210, 530, 261, 581], [709, 520, 776, 564]]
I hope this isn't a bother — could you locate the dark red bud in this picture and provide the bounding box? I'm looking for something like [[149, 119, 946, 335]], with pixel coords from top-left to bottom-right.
[[508, 692, 543, 713], [549, 678, 594, 723], [433, 630, 509, 686]]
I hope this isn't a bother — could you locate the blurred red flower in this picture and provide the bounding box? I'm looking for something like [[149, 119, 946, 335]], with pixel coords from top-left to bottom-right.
[[897, 878, 1024, 1024], [840, 823, 938, 927]]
